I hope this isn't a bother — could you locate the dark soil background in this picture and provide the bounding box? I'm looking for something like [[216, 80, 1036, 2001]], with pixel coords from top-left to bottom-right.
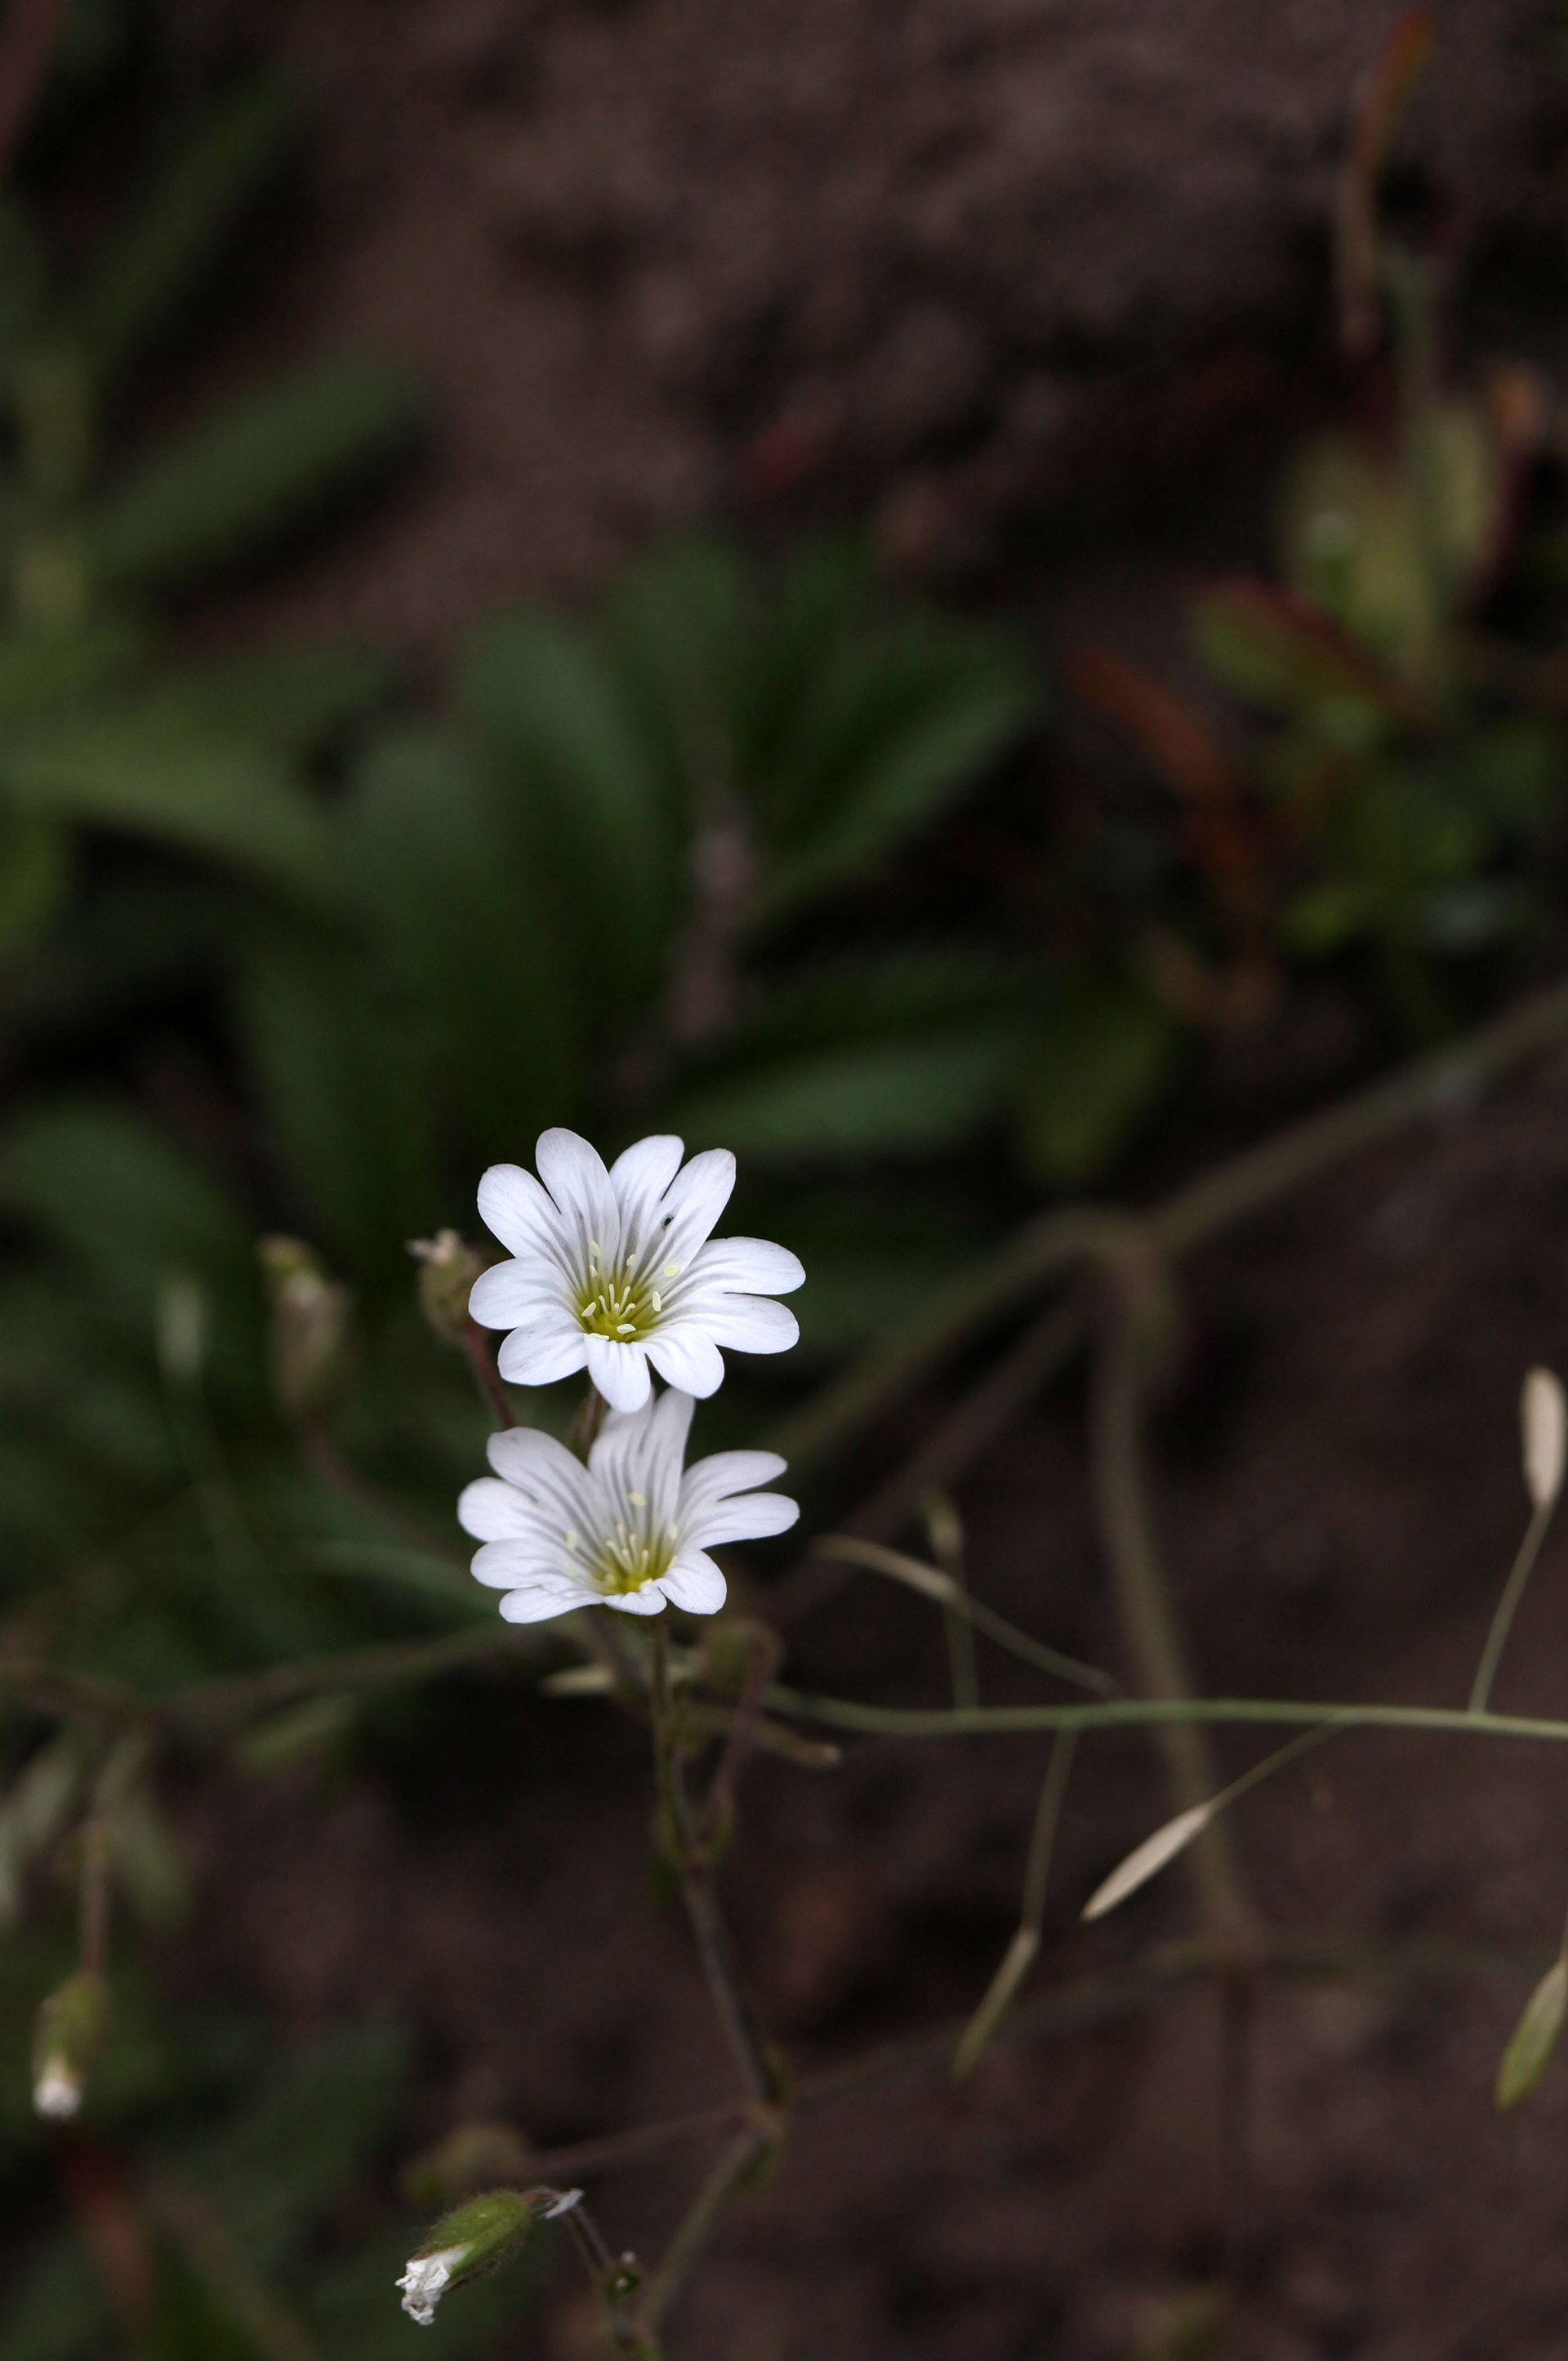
[[129, 2, 1568, 2354]]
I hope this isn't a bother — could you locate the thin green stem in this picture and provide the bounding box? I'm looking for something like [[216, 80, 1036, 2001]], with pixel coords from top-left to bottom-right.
[[951, 1730, 1077, 2081], [811, 1536, 1120, 1698], [1091, 1280, 1250, 1937], [640, 2129, 773, 2332], [762, 1687, 1568, 1748], [1470, 1495, 1557, 1715], [649, 1627, 779, 2109]]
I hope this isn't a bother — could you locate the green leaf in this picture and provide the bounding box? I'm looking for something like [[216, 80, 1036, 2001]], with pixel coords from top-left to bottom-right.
[[68, 72, 302, 388], [459, 610, 679, 1018], [345, 727, 579, 1152], [1016, 969, 1180, 1185], [86, 357, 424, 593], [0, 1100, 259, 1383], [0, 806, 68, 951], [760, 613, 1035, 913], [1189, 581, 1389, 732], [1, 711, 334, 900], [0, 618, 145, 725], [1496, 1959, 1568, 2109], [141, 644, 395, 757], [238, 931, 439, 1280], [666, 955, 1031, 1159]]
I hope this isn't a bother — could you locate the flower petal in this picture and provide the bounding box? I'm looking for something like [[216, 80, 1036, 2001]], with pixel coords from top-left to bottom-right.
[[609, 1135, 685, 1249], [644, 1324, 726, 1398], [476, 1164, 564, 1261], [497, 1324, 589, 1388], [457, 1476, 541, 1542], [486, 1426, 594, 1528], [689, 1490, 799, 1547], [657, 1552, 728, 1615], [591, 1388, 693, 1526], [583, 1334, 652, 1412], [655, 1148, 737, 1270], [470, 1538, 571, 1589], [678, 1449, 789, 1526], [536, 1129, 620, 1258], [499, 1575, 601, 1624], [468, 1263, 573, 1328], [601, 1585, 668, 1616], [692, 1295, 800, 1355], [686, 1237, 805, 1296]]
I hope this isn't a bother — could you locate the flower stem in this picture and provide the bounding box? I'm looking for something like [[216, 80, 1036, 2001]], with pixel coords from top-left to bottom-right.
[[461, 1319, 516, 1431], [1091, 1268, 1251, 1942], [1470, 1493, 1558, 1716], [639, 2127, 773, 2336], [648, 1626, 781, 2110]]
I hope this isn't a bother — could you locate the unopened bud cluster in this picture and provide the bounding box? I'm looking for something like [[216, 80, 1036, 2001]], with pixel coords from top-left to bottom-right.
[[257, 1237, 352, 1421], [408, 1229, 484, 1349]]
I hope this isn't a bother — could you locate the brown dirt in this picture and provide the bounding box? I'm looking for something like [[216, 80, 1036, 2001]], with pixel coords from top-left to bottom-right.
[[173, 1040, 1568, 2359], [165, 0, 1560, 654]]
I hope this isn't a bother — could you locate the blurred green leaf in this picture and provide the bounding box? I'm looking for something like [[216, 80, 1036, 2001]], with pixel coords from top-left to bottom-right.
[[68, 73, 302, 390], [666, 955, 1031, 1158], [1016, 969, 1179, 1184], [0, 618, 145, 724], [759, 608, 1035, 914], [2, 711, 335, 900], [239, 932, 439, 1281], [141, 645, 394, 759], [0, 805, 68, 951], [0, 1100, 256, 1335], [86, 358, 424, 593], [345, 728, 579, 1154], [460, 610, 679, 1020]]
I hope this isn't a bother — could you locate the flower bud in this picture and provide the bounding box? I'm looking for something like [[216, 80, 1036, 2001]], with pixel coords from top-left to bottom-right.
[[397, 2185, 580, 2326], [257, 1237, 352, 1422], [33, 1969, 108, 2122], [408, 1230, 484, 1349]]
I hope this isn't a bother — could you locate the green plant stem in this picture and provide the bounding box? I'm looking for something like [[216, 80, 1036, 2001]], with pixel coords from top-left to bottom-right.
[[561, 2201, 657, 2358], [811, 1535, 1119, 1697], [1092, 1277, 1250, 1939], [951, 1729, 1076, 2080], [1470, 1494, 1558, 1716], [639, 2129, 772, 2333], [461, 1317, 516, 1429], [772, 971, 1568, 1471], [648, 1626, 779, 2109], [762, 1689, 1568, 1747]]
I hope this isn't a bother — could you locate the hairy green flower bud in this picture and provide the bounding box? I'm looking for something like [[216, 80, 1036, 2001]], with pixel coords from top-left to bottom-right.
[[33, 1969, 108, 2122], [408, 1229, 484, 1349], [257, 1237, 352, 1422], [397, 2185, 579, 2326]]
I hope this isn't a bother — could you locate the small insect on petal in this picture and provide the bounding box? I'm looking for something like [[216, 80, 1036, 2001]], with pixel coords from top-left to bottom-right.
[[1521, 1368, 1567, 1512], [1081, 1804, 1213, 1922], [1496, 1958, 1568, 2109]]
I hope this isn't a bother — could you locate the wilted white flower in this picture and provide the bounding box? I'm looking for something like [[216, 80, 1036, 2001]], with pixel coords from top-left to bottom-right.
[[397, 2245, 465, 2327], [458, 1388, 797, 1622], [469, 1130, 804, 1414], [33, 2061, 82, 2121]]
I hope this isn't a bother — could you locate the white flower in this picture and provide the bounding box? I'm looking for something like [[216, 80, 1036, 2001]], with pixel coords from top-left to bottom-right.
[[33, 2063, 81, 2121], [469, 1130, 804, 1414], [397, 2246, 464, 2327], [458, 1388, 797, 1622]]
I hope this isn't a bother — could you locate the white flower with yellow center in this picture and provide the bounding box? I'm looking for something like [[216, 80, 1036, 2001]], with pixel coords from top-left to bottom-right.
[[468, 1130, 804, 1414], [457, 1388, 796, 1621]]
